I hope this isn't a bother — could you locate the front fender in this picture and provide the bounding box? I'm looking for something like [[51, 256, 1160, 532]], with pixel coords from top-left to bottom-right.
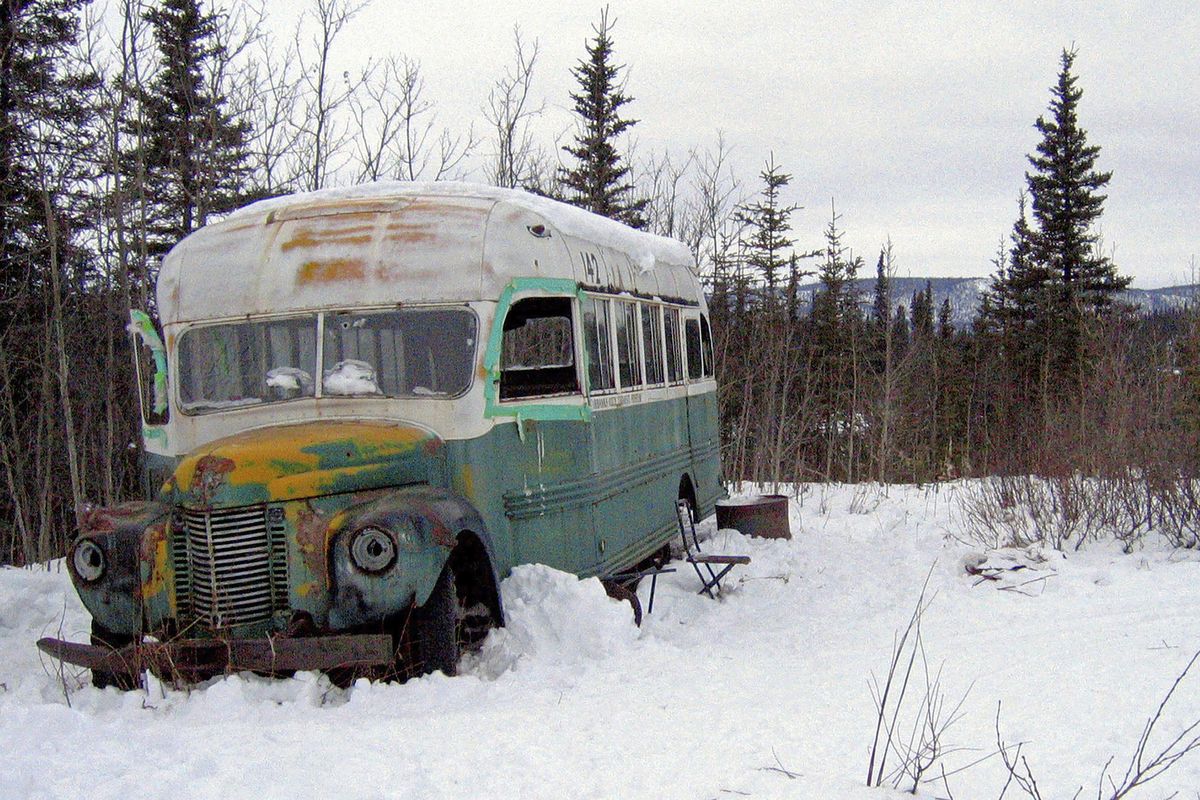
[[327, 486, 502, 629], [68, 502, 170, 636]]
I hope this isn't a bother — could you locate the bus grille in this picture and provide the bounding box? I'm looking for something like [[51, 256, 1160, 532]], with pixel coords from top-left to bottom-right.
[[172, 506, 288, 628]]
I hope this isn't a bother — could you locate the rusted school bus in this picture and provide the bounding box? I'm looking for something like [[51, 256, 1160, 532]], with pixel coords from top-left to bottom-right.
[[39, 183, 722, 686]]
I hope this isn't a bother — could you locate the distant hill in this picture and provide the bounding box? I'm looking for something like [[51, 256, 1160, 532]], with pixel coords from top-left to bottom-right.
[[789, 277, 1200, 325]]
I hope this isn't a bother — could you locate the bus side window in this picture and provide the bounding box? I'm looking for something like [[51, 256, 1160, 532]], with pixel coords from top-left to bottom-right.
[[700, 313, 715, 379], [500, 297, 579, 400], [582, 295, 614, 393], [664, 307, 683, 384], [684, 317, 702, 381], [614, 300, 643, 390], [641, 304, 664, 385]]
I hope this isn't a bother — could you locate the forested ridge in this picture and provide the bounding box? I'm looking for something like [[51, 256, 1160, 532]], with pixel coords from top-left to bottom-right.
[[2, 1, 1196, 564]]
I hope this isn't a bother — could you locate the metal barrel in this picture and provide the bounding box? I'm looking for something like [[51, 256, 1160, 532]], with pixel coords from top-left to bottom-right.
[[715, 494, 791, 539]]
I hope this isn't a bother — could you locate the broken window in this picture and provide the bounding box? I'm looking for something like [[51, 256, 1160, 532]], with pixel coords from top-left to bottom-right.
[[499, 297, 579, 400]]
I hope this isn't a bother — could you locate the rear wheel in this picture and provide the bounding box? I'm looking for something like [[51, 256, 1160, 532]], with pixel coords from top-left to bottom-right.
[[89, 620, 140, 690]]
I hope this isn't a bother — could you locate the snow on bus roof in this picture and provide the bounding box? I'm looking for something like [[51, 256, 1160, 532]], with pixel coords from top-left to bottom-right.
[[226, 181, 694, 270]]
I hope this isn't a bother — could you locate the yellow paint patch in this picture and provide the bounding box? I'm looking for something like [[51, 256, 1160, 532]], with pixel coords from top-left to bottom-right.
[[297, 258, 367, 284], [142, 535, 170, 601], [456, 464, 475, 501], [280, 225, 374, 253], [296, 581, 316, 598], [172, 421, 429, 496], [382, 223, 438, 245]]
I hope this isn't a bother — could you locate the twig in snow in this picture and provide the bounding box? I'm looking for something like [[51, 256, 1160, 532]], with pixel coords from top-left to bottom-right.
[[1102, 649, 1200, 799], [866, 564, 941, 789], [737, 574, 790, 584], [758, 747, 800, 779]]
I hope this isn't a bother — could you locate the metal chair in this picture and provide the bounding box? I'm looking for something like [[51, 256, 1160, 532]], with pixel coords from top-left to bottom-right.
[[676, 499, 750, 598]]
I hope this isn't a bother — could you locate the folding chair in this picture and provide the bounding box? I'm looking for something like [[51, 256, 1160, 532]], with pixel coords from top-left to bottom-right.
[[677, 499, 750, 598]]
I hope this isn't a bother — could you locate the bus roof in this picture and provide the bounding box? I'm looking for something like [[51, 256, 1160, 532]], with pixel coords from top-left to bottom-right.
[[157, 182, 702, 325]]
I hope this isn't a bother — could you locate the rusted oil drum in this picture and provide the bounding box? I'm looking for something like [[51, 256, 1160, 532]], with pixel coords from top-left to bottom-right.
[[715, 495, 791, 539]]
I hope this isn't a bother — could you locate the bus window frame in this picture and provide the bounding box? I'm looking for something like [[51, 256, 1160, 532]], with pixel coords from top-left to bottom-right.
[[612, 298, 644, 392], [640, 302, 666, 388], [482, 278, 592, 422], [497, 296, 581, 402], [683, 310, 703, 382]]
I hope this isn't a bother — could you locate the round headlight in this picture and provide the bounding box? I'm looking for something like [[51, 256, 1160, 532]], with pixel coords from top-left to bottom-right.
[[72, 539, 106, 583], [350, 527, 397, 573]]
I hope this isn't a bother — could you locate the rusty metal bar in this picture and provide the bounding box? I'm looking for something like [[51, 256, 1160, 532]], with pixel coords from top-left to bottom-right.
[[37, 633, 393, 678]]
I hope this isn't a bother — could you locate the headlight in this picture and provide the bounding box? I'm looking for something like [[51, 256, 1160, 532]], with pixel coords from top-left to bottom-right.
[[72, 539, 106, 583], [350, 527, 397, 573]]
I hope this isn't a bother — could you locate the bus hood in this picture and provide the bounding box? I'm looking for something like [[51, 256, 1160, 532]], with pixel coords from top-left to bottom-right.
[[164, 421, 445, 509]]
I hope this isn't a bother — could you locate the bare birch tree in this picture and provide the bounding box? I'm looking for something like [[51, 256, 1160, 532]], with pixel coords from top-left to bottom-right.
[[483, 26, 543, 189]]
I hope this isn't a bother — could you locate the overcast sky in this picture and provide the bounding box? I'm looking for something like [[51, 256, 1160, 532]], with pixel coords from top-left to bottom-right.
[[277, 1, 1198, 288]]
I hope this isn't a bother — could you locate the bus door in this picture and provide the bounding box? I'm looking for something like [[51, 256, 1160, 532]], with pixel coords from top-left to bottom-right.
[[492, 294, 596, 574], [682, 310, 720, 512]]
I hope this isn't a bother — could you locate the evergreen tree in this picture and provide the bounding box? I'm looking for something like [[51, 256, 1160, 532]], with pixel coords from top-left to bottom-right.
[[910, 282, 934, 339], [811, 202, 863, 339], [735, 155, 802, 311], [127, 0, 257, 265], [559, 8, 646, 228], [871, 249, 891, 332], [0, 0, 99, 304], [984, 194, 1051, 333], [890, 303, 910, 354], [0, 0, 104, 562], [937, 298, 954, 339], [1026, 48, 1128, 312]]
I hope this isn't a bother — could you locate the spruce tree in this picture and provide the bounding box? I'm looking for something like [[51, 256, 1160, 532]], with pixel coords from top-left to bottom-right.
[[559, 8, 646, 228], [937, 298, 954, 339], [871, 250, 891, 331], [0, 0, 99, 304], [910, 282, 934, 339], [736, 155, 801, 311], [1026, 48, 1128, 312], [128, 0, 256, 264], [982, 49, 1127, 393]]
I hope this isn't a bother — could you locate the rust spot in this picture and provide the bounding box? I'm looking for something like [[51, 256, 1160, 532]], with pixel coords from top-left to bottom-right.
[[281, 226, 373, 253], [297, 258, 366, 284], [192, 455, 236, 506], [82, 503, 139, 534], [295, 502, 329, 578], [382, 222, 437, 244], [140, 521, 167, 565], [428, 515, 456, 549], [140, 521, 169, 600], [422, 438, 443, 456]]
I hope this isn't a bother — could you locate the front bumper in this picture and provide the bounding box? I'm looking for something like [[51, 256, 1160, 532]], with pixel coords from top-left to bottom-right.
[[37, 632, 392, 680]]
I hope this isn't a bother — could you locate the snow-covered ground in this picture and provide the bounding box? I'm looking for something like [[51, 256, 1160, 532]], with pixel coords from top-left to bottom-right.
[[4, 482, 1200, 799]]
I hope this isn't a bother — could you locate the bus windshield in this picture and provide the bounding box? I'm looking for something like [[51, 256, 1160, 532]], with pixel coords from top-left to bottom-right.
[[178, 308, 476, 413]]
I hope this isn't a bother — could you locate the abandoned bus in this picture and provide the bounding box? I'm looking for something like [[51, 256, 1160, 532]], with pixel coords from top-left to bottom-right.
[[39, 182, 721, 686]]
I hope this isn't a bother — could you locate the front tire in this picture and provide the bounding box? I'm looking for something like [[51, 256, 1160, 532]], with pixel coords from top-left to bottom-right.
[[408, 564, 459, 677], [89, 620, 140, 690]]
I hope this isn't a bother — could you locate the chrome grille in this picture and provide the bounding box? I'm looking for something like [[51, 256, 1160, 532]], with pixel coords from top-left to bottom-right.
[[175, 506, 285, 628], [170, 514, 192, 619]]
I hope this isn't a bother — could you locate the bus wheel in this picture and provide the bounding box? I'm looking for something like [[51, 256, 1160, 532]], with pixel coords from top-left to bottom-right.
[[408, 563, 459, 677], [89, 620, 140, 690]]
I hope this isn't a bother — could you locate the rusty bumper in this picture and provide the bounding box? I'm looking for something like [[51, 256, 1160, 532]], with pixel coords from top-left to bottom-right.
[[37, 633, 393, 678]]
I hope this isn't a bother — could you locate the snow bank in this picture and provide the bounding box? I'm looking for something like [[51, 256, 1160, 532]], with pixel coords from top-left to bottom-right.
[[471, 564, 639, 679]]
